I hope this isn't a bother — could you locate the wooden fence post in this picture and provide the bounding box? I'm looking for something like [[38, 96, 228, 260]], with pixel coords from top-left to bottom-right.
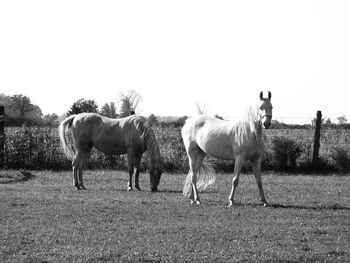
[[312, 110, 322, 170], [0, 105, 4, 168]]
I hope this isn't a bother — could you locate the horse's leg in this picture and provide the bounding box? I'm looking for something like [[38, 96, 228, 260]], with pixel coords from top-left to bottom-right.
[[76, 151, 90, 190], [78, 161, 86, 190], [134, 154, 142, 191], [189, 151, 205, 205], [72, 161, 80, 190], [127, 150, 135, 191], [228, 155, 245, 207], [252, 157, 268, 206], [72, 150, 89, 190]]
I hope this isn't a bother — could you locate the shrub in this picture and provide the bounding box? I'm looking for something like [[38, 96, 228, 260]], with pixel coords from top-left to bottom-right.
[[330, 147, 350, 173], [271, 136, 302, 170], [4, 126, 70, 169], [2, 125, 349, 173]]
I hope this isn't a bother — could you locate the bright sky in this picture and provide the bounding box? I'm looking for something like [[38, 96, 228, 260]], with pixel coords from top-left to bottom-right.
[[1, 1, 349, 124]]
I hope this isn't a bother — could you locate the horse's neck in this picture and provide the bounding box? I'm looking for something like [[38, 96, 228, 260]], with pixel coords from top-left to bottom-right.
[[242, 105, 264, 144], [149, 147, 162, 169], [243, 105, 260, 131], [144, 131, 162, 169]]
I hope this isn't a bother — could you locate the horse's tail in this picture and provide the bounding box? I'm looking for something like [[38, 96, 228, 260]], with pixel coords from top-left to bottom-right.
[[183, 160, 216, 197], [58, 115, 76, 160]]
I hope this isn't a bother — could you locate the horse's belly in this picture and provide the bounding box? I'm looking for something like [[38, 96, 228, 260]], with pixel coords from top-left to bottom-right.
[[200, 140, 234, 160], [94, 143, 127, 155]]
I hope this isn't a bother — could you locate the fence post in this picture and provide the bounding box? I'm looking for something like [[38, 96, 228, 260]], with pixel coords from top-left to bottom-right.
[[312, 110, 322, 170], [0, 106, 4, 168]]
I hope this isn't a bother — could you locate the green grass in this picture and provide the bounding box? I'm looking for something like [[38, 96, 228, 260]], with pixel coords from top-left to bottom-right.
[[1, 170, 349, 262]]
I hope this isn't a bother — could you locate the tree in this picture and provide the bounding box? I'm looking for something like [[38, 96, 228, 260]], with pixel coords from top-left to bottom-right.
[[214, 114, 224, 120], [324, 118, 332, 126], [0, 94, 44, 125], [67, 99, 98, 116], [100, 102, 117, 118], [25, 104, 43, 122], [148, 114, 159, 126], [337, 115, 347, 125], [9, 95, 36, 118], [2, 94, 43, 125], [42, 113, 59, 126], [117, 90, 142, 118], [196, 102, 207, 115]]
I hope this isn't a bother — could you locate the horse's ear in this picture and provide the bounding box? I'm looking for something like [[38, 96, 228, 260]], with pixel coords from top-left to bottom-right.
[[259, 91, 264, 100], [268, 91, 272, 100]]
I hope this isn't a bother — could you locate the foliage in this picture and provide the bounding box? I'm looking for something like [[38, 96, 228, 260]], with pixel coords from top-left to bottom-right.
[[0, 94, 43, 126], [4, 126, 69, 169], [117, 90, 142, 117], [67, 98, 98, 116], [2, 126, 350, 173], [42, 113, 59, 126], [271, 136, 303, 170], [159, 116, 188, 128], [100, 102, 117, 118], [9, 94, 38, 117], [337, 115, 347, 125], [148, 114, 159, 126], [330, 146, 350, 173], [196, 102, 207, 115], [214, 114, 224, 120]]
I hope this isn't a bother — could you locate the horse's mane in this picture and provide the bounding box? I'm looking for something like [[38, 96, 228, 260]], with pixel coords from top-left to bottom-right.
[[232, 104, 264, 147], [133, 116, 162, 169]]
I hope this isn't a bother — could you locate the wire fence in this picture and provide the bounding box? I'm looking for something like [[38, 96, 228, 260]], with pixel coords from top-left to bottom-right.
[[223, 116, 314, 125]]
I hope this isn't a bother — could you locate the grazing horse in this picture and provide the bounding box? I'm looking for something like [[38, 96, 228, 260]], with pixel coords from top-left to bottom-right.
[[182, 91, 273, 206], [58, 113, 162, 192]]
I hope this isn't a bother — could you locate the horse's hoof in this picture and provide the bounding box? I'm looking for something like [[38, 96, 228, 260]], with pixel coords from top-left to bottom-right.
[[135, 186, 142, 191], [127, 187, 133, 191], [228, 201, 234, 207], [196, 200, 201, 205], [80, 185, 87, 190]]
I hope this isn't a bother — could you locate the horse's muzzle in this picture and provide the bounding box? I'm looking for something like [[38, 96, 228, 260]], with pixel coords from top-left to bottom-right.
[[263, 115, 272, 129], [263, 121, 271, 129]]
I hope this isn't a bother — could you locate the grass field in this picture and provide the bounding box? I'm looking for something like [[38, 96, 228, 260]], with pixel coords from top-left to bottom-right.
[[1, 170, 349, 262]]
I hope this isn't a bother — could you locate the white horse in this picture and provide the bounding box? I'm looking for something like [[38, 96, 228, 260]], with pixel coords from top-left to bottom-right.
[[182, 91, 273, 206]]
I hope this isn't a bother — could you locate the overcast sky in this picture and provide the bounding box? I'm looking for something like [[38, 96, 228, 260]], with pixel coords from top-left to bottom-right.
[[1, 1, 349, 124]]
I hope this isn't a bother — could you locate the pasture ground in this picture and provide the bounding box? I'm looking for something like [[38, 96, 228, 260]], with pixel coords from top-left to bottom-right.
[[1, 170, 349, 262]]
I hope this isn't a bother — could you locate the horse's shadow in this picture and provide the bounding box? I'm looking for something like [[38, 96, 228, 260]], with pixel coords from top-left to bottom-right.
[[234, 202, 350, 211], [158, 189, 183, 194]]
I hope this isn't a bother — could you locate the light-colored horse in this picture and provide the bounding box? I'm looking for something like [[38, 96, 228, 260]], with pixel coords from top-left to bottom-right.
[[58, 113, 162, 192], [182, 91, 273, 206]]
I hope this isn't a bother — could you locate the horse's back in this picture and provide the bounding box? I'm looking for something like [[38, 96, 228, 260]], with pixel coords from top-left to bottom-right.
[[182, 115, 231, 136], [71, 113, 145, 155], [182, 115, 235, 159]]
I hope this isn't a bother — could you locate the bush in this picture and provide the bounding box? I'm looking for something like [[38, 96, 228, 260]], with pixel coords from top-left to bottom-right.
[[1, 125, 348, 174], [330, 147, 350, 173], [4, 126, 70, 169], [271, 136, 302, 170]]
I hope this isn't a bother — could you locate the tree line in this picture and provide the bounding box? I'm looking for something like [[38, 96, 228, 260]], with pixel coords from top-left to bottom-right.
[[0, 90, 150, 126], [1, 91, 348, 128]]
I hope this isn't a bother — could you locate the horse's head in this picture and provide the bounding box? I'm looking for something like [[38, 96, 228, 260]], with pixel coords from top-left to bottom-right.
[[150, 167, 162, 192], [258, 91, 273, 129]]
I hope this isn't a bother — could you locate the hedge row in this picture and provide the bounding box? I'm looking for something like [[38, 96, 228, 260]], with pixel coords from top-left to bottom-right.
[[1, 126, 349, 173]]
